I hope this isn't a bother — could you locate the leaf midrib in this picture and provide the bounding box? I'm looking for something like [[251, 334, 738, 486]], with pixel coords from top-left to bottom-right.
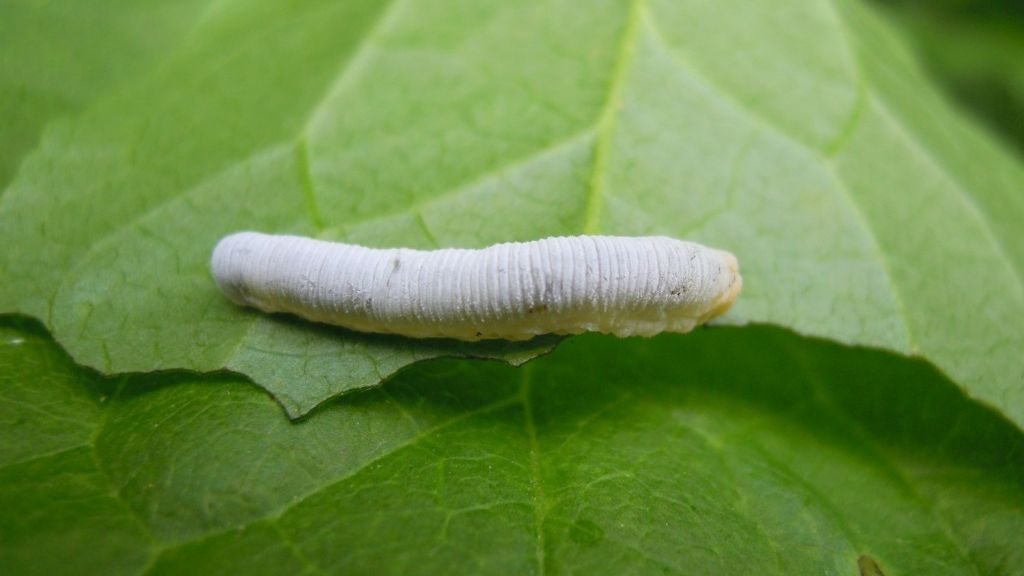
[[582, 0, 643, 234]]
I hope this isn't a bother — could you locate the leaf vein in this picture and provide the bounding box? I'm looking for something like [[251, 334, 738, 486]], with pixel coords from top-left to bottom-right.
[[644, 9, 915, 352], [582, 0, 643, 234]]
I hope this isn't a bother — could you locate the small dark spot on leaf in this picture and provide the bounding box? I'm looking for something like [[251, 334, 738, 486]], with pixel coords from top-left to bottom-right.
[[858, 555, 885, 576], [392, 258, 401, 271]]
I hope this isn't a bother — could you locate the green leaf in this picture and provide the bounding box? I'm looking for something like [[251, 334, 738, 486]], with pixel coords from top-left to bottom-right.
[[0, 0, 210, 190], [1, 0, 1022, 421], [2, 318, 1022, 574]]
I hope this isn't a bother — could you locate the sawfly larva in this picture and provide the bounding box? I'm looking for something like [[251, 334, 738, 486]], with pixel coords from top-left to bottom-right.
[[211, 232, 741, 341]]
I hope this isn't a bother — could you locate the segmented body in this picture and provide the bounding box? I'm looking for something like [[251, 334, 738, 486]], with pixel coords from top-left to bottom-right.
[[211, 232, 741, 341]]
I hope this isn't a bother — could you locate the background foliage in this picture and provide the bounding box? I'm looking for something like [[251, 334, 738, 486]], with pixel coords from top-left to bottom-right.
[[1, 0, 1023, 574], [875, 0, 1024, 151]]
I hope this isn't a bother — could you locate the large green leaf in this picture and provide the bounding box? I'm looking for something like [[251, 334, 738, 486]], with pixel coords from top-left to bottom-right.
[[2, 318, 1022, 574], [1, 0, 1022, 421]]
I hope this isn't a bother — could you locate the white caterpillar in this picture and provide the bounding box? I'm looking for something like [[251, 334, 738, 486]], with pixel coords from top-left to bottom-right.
[[211, 232, 741, 341]]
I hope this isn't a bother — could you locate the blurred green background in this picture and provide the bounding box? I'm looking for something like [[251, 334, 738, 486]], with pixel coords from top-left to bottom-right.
[[876, 0, 1024, 152]]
